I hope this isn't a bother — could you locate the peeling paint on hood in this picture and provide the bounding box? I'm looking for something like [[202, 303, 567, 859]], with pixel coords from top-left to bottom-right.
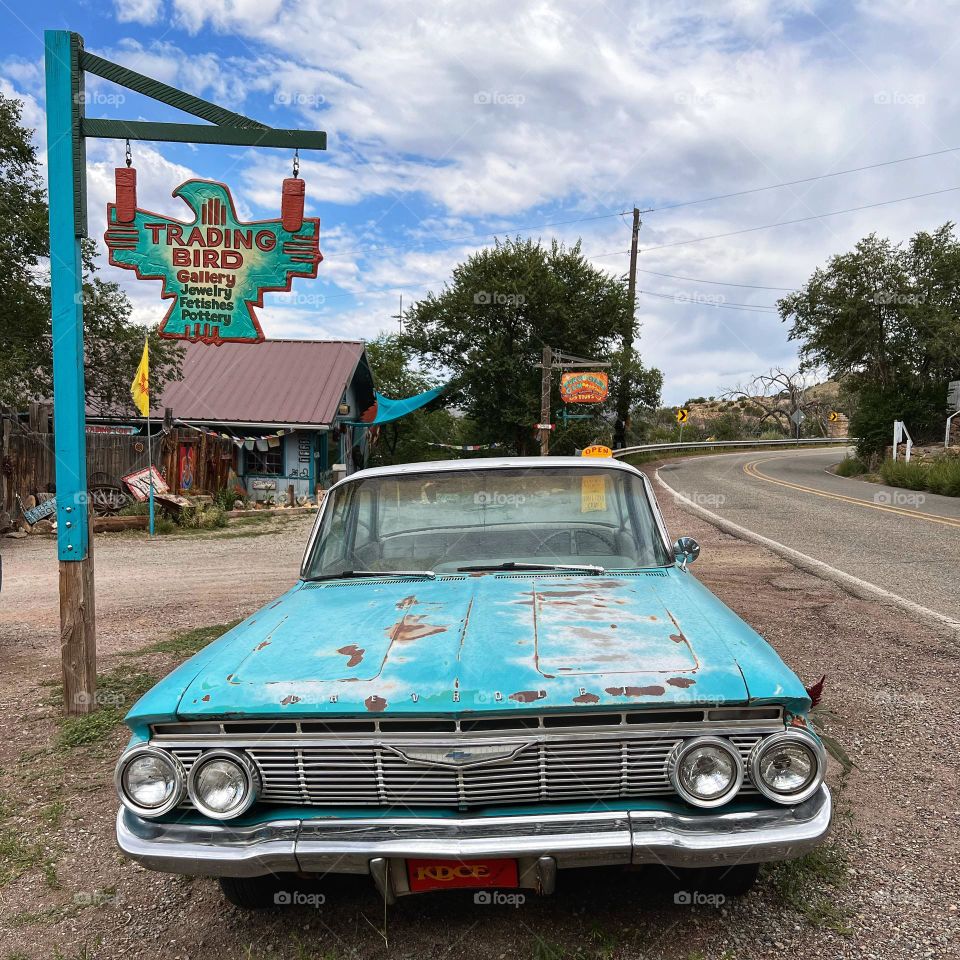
[[139, 568, 813, 723]]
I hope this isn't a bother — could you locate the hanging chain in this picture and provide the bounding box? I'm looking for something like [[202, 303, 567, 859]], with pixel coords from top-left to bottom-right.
[[125, 138, 132, 168], [292, 147, 300, 179]]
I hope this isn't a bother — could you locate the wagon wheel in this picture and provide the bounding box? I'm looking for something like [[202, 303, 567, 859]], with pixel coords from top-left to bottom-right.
[[89, 483, 130, 517]]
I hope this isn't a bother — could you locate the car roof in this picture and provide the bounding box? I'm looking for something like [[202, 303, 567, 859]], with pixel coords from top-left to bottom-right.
[[346, 456, 641, 482]]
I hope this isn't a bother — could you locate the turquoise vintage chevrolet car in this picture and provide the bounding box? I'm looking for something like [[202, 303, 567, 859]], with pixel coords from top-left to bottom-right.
[[115, 457, 831, 907]]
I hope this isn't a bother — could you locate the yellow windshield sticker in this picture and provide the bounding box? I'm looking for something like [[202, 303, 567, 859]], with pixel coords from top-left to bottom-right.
[[581, 475, 607, 513]]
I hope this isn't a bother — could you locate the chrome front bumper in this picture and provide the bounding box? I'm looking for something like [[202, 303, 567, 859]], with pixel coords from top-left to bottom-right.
[[117, 785, 831, 885]]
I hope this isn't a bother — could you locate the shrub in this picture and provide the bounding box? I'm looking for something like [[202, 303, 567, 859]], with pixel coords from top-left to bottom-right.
[[834, 456, 867, 477], [850, 380, 948, 459], [878, 456, 960, 496]]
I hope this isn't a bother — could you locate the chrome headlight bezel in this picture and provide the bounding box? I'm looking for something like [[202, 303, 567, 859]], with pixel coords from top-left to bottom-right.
[[115, 745, 186, 818], [187, 749, 260, 821], [749, 729, 825, 805], [668, 735, 744, 808]]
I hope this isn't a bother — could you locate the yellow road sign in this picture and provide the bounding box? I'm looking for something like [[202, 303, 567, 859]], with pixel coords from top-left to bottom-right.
[[828, 411, 840, 422], [677, 408, 689, 424]]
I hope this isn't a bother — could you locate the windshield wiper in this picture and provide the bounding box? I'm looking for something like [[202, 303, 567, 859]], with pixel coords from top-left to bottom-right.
[[304, 569, 436, 583], [456, 561, 606, 573]]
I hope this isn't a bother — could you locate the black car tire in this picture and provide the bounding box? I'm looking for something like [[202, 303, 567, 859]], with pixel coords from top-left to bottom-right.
[[218, 874, 290, 909]]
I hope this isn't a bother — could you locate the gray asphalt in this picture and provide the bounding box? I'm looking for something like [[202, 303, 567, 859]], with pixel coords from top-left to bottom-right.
[[659, 447, 960, 622]]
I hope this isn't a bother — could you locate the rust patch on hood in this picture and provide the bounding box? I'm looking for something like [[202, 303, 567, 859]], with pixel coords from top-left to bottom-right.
[[510, 689, 547, 703], [667, 677, 696, 688], [337, 644, 365, 668], [666, 610, 687, 644], [280, 694, 301, 706], [396, 595, 418, 610], [255, 640, 271, 651], [364, 694, 388, 712], [573, 692, 600, 704], [605, 685, 665, 697], [388, 614, 447, 644]]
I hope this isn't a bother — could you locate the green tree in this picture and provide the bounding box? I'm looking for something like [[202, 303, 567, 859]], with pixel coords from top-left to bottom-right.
[[0, 92, 182, 413], [402, 237, 661, 455], [779, 227, 960, 455], [364, 334, 468, 465]]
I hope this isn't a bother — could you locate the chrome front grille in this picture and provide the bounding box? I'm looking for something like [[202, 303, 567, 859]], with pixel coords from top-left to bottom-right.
[[162, 731, 768, 810]]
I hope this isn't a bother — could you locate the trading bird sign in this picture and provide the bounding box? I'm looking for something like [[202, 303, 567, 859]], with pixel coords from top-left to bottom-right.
[[105, 172, 322, 345]]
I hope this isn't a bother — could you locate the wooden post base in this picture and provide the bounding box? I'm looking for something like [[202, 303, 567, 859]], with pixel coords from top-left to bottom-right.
[[59, 525, 96, 715]]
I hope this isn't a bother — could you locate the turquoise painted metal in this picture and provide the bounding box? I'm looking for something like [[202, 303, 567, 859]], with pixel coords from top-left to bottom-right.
[[45, 31, 90, 561], [124, 568, 810, 735]]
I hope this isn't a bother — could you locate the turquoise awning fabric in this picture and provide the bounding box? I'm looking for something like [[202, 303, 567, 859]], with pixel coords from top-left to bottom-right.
[[351, 385, 448, 426]]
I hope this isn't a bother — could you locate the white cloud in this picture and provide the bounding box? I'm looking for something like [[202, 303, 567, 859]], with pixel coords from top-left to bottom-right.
[[113, 0, 165, 26]]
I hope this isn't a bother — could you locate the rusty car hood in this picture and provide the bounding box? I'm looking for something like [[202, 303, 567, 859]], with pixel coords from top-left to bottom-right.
[[118, 569, 806, 725]]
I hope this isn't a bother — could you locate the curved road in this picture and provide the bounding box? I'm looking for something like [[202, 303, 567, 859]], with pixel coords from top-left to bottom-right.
[[658, 447, 960, 623]]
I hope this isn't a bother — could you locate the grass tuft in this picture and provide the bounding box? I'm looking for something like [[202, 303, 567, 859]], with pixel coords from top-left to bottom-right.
[[136, 620, 239, 657]]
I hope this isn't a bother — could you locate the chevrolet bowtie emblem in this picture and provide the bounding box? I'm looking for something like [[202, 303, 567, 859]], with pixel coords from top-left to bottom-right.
[[387, 743, 525, 768]]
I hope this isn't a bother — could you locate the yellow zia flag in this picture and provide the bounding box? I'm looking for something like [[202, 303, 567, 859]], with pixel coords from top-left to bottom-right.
[[131, 339, 150, 416]]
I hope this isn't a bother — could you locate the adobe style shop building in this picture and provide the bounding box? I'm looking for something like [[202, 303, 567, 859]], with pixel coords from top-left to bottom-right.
[[87, 339, 382, 502]]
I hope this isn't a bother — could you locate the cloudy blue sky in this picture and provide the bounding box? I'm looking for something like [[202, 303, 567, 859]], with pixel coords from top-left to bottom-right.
[[2, 0, 958, 404]]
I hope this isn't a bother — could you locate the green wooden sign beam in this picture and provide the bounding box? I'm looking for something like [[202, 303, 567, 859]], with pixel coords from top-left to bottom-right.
[[81, 50, 265, 130], [82, 119, 327, 150]]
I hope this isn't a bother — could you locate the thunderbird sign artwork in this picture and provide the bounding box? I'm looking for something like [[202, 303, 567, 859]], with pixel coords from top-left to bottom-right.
[[104, 177, 322, 345]]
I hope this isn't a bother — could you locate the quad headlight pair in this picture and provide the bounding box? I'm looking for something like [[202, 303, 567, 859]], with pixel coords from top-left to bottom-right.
[[115, 747, 260, 820], [668, 731, 825, 808]]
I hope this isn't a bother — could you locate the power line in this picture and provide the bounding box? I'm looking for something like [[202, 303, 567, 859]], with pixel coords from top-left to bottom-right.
[[636, 268, 794, 291], [639, 289, 779, 312], [640, 146, 960, 214], [639, 185, 960, 252]]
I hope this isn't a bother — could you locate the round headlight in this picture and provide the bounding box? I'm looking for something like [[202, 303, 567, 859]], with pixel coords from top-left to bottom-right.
[[115, 746, 185, 818], [668, 736, 743, 808], [187, 750, 259, 820], [749, 731, 824, 804]]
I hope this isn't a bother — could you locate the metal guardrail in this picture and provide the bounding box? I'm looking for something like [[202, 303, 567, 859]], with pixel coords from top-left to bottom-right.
[[613, 437, 855, 459]]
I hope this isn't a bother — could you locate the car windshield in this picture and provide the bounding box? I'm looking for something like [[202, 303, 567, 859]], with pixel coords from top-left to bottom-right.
[[302, 466, 672, 578]]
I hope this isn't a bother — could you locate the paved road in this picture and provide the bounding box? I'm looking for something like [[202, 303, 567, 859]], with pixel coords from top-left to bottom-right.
[[659, 447, 960, 622]]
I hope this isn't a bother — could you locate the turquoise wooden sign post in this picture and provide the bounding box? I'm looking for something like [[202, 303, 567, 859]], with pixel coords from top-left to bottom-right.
[[43, 29, 326, 714]]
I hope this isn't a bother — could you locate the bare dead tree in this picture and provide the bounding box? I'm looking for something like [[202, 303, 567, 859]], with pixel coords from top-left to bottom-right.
[[722, 368, 831, 436]]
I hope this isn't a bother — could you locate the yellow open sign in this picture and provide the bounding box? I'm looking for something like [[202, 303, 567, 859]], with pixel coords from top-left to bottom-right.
[[581, 445, 613, 458]]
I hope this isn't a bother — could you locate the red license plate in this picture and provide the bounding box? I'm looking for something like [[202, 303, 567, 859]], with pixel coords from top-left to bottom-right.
[[406, 857, 519, 892]]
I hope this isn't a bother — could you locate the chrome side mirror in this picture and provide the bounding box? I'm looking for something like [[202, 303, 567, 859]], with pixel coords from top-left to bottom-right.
[[674, 536, 700, 568]]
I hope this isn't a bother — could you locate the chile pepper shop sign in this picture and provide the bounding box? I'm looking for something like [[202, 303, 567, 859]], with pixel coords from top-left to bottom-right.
[[105, 178, 322, 345]]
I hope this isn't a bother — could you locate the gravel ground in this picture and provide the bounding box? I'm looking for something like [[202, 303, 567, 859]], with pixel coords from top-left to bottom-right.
[[0, 483, 957, 960]]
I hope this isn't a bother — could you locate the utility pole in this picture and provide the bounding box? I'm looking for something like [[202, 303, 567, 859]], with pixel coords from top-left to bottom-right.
[[615, 207, 640, 449], [540, 345, 552, 455], [392, 293, 403, 336]]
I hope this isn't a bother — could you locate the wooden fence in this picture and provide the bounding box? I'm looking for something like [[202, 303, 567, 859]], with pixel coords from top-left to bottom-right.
[[2, 412, 236, 513]]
